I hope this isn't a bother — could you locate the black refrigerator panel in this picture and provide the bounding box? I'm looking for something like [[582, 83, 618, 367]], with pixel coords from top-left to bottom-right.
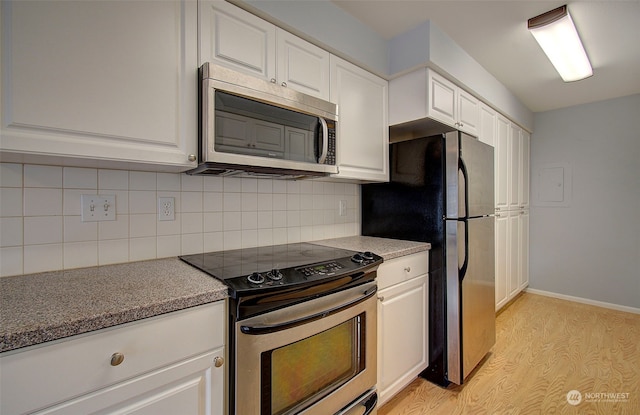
[[361, 134, 444, 244], [361, 134, 450, 386]]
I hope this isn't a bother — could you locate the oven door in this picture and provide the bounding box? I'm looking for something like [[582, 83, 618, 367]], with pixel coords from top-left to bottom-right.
[[235, 281, 377, 415]]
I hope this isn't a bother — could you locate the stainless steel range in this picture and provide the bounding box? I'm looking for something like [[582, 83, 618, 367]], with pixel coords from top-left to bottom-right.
[[180, 243, 382, 415]]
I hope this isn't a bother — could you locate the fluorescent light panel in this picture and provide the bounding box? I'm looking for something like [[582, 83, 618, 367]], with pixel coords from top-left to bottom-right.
[[528, 5, 593, 82]]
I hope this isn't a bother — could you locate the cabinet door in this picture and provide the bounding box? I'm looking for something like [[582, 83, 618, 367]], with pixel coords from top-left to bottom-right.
[[478, 102, 496, 147], [377, 275, 428, 406], [276, 30, 330, 100], [494, 115, 510, 211], [520, 131, 530, 209], [494, 211, 509, 310], [457, 89, 480, 137], [507, 210, 520, 299], [508, 124, 522, 210], [199, 0, 276, 80], [519, 210, 529, 290], [1, 0, 197, 171], [34, 348, 225, 415], [427, 71, 457, 127], [330, 56, 389, 182]]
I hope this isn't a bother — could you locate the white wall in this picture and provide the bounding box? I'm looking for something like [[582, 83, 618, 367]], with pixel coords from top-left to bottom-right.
[[529, 94, 640, 308], [0, 164, 360, 277]]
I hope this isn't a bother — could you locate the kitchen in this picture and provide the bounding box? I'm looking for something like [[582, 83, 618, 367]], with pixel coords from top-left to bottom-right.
[[1, 0, 639, 414]]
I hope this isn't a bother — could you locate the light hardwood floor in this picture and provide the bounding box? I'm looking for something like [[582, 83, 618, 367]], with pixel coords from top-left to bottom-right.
[[378, 292, 639, 415]]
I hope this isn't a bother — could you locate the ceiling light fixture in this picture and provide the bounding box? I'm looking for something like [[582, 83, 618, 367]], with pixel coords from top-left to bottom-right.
[[528, 4, 593, 82]]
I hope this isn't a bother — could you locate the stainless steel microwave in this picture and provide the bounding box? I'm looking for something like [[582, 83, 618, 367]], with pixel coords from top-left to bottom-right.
[[187, 63, 338, 178]]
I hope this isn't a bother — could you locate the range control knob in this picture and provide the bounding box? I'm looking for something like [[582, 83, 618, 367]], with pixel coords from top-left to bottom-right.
[[267, 269, 283, 281], [247, 272, 265, 285], [362, 251, 375, 260], [351, 253, 364, 264]]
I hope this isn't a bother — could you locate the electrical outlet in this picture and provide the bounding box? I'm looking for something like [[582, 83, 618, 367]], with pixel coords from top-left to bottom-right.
[[81, 194, 116, 222], [158, 197, 175, 221]]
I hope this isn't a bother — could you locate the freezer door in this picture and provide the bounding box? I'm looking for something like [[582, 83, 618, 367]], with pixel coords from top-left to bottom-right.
[[445, 132, 494, 219], [446, 215, 496, 384]]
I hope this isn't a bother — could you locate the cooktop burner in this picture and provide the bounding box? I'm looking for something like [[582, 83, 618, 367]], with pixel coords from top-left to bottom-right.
[[179, 243, 381, 297]]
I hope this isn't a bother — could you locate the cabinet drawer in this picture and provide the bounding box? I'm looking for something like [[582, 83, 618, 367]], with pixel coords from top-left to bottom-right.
[[0, 301, 226, 415], [377, 251, 429, 290]]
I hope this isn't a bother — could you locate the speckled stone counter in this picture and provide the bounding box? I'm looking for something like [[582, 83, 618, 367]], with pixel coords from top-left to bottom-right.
[[0, 258, 227, 353], [312, 236, 430, 260]]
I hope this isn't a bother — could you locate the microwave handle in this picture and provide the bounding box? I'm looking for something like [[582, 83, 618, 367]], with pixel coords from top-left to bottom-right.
[[318, 117, 329, 164]]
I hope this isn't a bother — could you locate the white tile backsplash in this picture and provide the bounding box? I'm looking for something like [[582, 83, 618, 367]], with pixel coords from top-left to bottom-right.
[[24, 188, 63, 216], [99, 169, 129, 190], [0, 163, 23, 187], [0, 187, 23, 217], [0, 162, 361, 277], [24, 165, 62, 188], [24, 243, 63, 274], [64, 167, 98, 189]]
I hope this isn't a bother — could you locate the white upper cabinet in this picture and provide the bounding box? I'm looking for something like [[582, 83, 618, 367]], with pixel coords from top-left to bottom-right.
[[520, 130, 530, 209], [456, 88, 480, 137], [276, 30, 331, 100], [389, 68, 479, 137], [330, 55, 389, 182], [199, 1, 330, 100], [494, 114, 511, 211], [508, 123, 522, 211], [0, 0, 198, 171], [478, 102, 497, 147], [199, 0, 276, 80]]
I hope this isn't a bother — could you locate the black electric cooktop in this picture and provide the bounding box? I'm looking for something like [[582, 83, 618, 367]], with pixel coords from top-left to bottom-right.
[[179, 243, 381, 296]]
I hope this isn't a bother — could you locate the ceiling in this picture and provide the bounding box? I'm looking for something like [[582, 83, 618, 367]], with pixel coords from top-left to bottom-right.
[[331, 1, 640, 113]]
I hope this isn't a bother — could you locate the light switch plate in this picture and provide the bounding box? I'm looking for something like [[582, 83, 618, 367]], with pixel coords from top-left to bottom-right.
[[81, 194, 116, 222]]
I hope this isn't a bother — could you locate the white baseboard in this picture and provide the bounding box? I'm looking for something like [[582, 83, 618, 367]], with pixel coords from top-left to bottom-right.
[[525, 288, 640, 315]]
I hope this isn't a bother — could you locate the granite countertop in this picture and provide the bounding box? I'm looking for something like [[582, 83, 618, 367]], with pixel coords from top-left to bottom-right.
[[311, 236, 430, 260], [1, 236, 429, 354], [0, 258, 227, 353]]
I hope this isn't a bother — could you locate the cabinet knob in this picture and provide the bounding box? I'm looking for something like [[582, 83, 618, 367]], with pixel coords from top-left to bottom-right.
[[404, 266, 411, 273], [214, 356, 224, 368], [188, 154, 196, 162], [378, 296, 384, 302], [281, 81, 287, 87], [110, 352, 125, 366], [270, 78, 277, 83]]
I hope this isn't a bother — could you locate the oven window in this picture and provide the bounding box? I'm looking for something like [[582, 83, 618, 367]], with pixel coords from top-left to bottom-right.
[[263, 314, 364, 415]]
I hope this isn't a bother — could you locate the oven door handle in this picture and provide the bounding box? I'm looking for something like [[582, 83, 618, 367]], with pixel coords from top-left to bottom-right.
[[240, 285, 377, 335]]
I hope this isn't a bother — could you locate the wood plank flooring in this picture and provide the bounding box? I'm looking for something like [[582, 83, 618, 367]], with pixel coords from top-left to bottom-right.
[[378, 293, 639, 415]]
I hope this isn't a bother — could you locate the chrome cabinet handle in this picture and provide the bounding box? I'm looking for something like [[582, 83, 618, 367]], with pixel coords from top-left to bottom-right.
[[214, 356, 224, 368], [378, 296, 384, 302], [188, 154, 196, 162], [281, 81, 287, 87], [270, 78, 276, 83], [110, 352, 125, 366]]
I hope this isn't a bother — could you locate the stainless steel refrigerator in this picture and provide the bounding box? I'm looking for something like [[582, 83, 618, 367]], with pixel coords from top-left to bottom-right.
[[362, 130, 496, 386]]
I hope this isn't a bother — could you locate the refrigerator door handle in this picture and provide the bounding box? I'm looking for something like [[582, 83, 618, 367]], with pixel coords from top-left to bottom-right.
[[459, 157, 469, 219], [458, 157, 469, 281], [459, 219, 469, 281]]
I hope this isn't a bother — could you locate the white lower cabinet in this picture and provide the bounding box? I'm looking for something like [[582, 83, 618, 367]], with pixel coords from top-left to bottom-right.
[[0, 302, 226, 415], [376, 252, 429, 406], [495, 210, 529, 311]]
